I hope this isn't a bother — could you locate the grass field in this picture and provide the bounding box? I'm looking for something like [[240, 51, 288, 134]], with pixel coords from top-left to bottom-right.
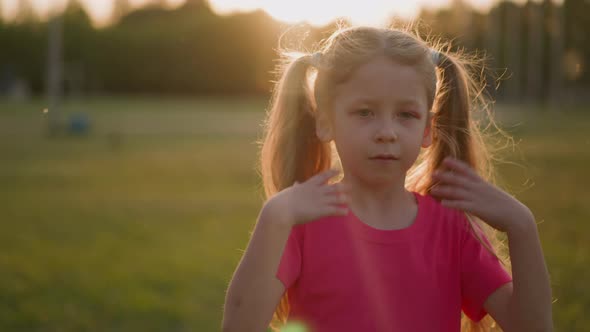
[[0, 97, 588, 331]]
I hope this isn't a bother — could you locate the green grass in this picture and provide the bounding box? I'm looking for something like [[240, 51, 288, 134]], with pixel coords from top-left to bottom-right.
[[0, 97, 588, 331]]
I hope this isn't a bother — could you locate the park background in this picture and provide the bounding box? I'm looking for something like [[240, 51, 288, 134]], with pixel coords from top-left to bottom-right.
[[0, 0, 588, 331]]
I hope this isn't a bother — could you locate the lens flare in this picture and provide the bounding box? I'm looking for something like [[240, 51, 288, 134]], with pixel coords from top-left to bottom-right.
[[281, 320, 310, 332]]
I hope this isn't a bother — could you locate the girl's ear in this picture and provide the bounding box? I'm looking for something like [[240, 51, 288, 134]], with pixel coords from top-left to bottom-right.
[[421, 117, 433, 148], [315, 113, 333, 142]]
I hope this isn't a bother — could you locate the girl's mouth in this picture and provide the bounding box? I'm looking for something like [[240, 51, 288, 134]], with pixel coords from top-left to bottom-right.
[[369, 154, 399, 161]]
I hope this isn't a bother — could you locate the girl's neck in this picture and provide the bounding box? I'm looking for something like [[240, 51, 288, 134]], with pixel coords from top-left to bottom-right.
[[341, 175, 415, 223]]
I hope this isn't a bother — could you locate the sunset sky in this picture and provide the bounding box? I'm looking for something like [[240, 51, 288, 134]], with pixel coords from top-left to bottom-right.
[[1, 0, 500, 27]]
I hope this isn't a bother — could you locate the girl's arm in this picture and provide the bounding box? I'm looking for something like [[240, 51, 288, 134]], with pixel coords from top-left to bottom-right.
[[431, 157, 553, 331], [485, 216, 553, 331], [222, 169, 348, 332], [508, 219, 553, 330], [222, 202, 292, 332]]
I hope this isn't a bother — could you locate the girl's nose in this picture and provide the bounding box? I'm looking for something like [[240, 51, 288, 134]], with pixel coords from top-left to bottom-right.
[[374, 122, 398, 142]]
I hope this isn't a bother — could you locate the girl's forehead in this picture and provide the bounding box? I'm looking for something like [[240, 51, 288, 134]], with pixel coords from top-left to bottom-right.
[[331, 57, 428, 109]]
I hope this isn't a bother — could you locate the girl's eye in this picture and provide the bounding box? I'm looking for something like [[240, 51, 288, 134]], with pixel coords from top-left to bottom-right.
[[357, 109, 373, 117], [399, 111, 417, 119]]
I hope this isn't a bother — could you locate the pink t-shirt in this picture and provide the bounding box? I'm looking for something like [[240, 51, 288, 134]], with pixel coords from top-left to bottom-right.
[[276, 191, 512, 332]]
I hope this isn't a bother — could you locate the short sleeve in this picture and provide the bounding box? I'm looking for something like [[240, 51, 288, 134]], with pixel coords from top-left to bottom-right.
[[459, 213, 512, 322], [276, 225, 303, 289]]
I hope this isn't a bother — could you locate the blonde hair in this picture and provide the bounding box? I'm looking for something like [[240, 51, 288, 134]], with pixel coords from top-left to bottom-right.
[[260, 24, 512, 332]]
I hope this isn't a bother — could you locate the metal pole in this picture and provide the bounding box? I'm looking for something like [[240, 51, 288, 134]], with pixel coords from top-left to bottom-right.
[[47, 12, 63, 134]]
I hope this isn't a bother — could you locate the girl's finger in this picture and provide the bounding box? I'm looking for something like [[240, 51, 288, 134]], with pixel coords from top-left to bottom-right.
[[441, 157, 480, 181], [324, 193, 348, 205], [322, 182, 348, 195], [430, 185, 470, 201], [432, 170, 473, 189], [310, 169, 340, 185], [321, 183, 339, 194]]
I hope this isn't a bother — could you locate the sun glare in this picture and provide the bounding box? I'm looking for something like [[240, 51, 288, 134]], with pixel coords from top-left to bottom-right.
[[1, 0, 497, 27], [209, 0, 426, 26]]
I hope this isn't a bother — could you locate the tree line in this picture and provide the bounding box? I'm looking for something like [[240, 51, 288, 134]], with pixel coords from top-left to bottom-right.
[[0, 0, 588, 103]]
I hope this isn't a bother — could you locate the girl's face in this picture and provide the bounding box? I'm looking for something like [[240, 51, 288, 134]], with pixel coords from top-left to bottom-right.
[[318, 56, 432, 186]]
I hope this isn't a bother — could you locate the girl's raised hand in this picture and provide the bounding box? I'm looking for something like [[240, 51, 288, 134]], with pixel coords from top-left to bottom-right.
[[430, 157, 535, 234], [267, 169, 349, 227]]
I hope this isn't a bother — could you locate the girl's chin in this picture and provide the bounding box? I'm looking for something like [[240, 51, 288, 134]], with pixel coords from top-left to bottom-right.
[[345, 172, 405, 187]]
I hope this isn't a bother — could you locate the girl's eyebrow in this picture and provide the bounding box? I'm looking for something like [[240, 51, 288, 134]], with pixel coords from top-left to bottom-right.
[[349, 97, 378, 105], [349, 97, 423, 108], [396, 99, 422, 107]]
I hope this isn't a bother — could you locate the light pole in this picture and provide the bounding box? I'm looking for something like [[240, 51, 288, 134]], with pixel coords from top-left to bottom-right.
[[47, 11, 63, 135]]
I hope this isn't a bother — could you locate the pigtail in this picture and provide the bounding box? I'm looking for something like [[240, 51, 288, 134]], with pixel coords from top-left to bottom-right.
[[424, 52, 510, 332], [431, 53, 481, 174], [260, 54, 332, 199], [406, 51, 492, 195], [404, 45, 510, 331], [260, 53, 332, 331]]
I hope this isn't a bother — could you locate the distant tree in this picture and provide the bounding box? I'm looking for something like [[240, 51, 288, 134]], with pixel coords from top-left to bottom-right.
[[563, 0, 590, 89], [524, 1, 544, 103], [112, 0, 132, 23], [449, 0, 474, 47], [544, 0, 564, 104], [0, 0, 586, 100], [15, 0, 35, 23], [183, 0, 209, 9], [505, 2, 522, 102], [484, 7, 501, 99], [61, 0, 93, 96]]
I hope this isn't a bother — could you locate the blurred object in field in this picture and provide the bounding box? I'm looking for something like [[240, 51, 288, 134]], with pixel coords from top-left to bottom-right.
[[0, 65, 31, 102], [68, 112, 91, 135]]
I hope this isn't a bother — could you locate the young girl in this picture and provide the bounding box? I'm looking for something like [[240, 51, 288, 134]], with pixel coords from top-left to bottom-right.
[[222, 26, 553, 332]]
